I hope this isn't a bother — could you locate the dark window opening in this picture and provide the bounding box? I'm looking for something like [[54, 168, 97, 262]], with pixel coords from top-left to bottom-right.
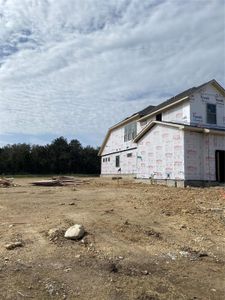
[[156, 113, 162, 121], [127, 153, 132, 157], [116, 155, 120, 168], [207, 103, 216, 124]]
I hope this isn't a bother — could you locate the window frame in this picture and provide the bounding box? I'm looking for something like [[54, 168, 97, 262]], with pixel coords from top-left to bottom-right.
[[124, 122, 137, 142], [115, 155, 120, 168], [206, 103, 217, 125]]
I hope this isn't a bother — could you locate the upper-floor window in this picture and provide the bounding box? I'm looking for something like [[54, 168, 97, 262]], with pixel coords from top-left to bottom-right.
[[207, 103, 217, 125], [124, 122, 137, 142], [156, 113, 162, 121]]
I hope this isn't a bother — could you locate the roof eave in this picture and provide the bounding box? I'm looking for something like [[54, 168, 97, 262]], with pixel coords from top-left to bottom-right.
[[110, 114, 139, 130], [134, 121, 184, 143], [210, 79, 225, 97], [138, 96, 190, 122]]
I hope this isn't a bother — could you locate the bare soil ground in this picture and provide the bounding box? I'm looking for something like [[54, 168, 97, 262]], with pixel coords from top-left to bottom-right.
[[0, 178, 225, 300]]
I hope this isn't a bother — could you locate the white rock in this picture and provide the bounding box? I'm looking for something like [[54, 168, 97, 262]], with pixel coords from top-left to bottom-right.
[[64, 224, 85, 240]]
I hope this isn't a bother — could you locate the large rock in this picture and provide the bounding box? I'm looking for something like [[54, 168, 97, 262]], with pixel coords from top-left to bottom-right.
[[64, 224, 85, 240]]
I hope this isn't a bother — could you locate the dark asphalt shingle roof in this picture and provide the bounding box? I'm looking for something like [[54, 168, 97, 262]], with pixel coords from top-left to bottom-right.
[[119, 79, 218, 125], [133, 79, 215, 118], [138, 105, 156, 117]]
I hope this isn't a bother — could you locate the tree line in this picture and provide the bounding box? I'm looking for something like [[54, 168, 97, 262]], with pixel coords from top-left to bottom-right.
[[0, 137, 100, 175]]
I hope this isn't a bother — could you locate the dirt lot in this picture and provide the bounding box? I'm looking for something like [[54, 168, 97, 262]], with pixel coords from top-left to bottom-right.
[[0, 177, 225, 300]]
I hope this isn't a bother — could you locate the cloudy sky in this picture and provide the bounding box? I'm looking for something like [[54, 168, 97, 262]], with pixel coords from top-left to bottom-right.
[[0, 0, 224, 147]]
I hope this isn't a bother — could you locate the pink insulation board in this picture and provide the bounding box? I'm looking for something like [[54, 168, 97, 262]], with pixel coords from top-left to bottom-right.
[[136, 125, 185, 180]]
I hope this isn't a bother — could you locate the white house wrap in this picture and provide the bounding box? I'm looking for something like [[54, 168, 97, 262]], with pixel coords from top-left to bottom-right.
[[99, 80, 225, 186]]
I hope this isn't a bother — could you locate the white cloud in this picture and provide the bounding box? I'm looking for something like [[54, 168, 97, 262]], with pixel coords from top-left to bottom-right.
[[0, 0, 224, 146]]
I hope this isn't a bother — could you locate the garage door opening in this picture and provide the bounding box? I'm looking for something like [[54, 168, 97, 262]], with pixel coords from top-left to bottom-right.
[[216, 150, 225, 182]]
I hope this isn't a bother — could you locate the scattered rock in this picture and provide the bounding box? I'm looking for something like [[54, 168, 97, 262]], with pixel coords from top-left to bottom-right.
[[104, 209, 114, 214], [48, 228, 63, 240], [64, 267, 72, 272], [5, 241, 23, 250], [108, 263, 118, 273], [141, 270, 149, 275], [69, 202, 75, 206], [198, 252, 208, 258], [145, 229, 161, 238], [180, 247, 209, 260], [81, 237, 88, 246], [167, 252, 177, 260], [180, 224, 187, 229], [124, 220, 130, 225], [118, 256, 124, 260], [64, 224, 85, 240], [161, 210, 171, 216]]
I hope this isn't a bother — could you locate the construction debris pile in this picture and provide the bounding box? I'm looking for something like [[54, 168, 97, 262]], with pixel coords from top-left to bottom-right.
[[31, 176, 89, 187], [0, 177, 16, 188]]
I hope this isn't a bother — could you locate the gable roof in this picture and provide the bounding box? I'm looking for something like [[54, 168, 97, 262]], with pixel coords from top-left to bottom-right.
[[98, 79, 225, 156], [112, 104, 156, 129], [112, 79, 225, 127], [138, 79, 225, 121]]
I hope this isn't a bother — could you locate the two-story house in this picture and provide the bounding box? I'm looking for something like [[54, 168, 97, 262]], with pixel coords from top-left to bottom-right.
[[98, 79, 225, 186]]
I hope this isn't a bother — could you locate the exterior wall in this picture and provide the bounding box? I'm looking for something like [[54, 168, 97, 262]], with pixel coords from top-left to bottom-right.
[[184, 131, 225, 181], [101, 122, 139, 175], [190, 84, 225, 128], [101, 125, 136, 156], [136, 125, 185, 180], [101, 149, 137, 175], [138, 116, 156, 131], [162, 101, 190, 124]]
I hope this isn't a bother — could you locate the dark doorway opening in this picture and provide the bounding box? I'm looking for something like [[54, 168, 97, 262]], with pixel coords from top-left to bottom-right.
[[216, 150, 225, 182]]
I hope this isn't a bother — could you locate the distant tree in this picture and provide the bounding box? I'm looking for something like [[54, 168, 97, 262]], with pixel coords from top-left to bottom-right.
[[0, 137, 100, 175], [81, 146, 100, 174], [48, 137, 70, 173], [68, 139, 82, 173]]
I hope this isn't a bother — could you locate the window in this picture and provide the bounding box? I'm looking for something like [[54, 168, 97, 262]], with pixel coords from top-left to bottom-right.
[[207, 103, 216, 124], [124, 122, 137, 142], [127, 153, 132, 157], [115, 155, 120, 167], [108, 157, 110, 162], [156, 113, 162, 121]]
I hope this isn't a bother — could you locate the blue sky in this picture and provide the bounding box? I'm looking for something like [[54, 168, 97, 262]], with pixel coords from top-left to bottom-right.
[[0, 0, 224, 147]]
